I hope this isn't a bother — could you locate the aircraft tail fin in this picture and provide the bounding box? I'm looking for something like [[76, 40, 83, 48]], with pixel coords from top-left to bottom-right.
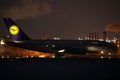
[[3, 18, 30, 41]]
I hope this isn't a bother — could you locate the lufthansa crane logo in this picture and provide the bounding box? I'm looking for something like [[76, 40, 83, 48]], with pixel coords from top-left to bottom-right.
[[9, 25, 19, 35]]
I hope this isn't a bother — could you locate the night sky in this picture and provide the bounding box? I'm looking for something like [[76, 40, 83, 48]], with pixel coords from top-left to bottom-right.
[[1, 1, 120, 79], [0, 0, 120, 39]]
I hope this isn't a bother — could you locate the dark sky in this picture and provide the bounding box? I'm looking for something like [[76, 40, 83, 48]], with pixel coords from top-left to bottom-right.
[[0, 0, 120, 39]]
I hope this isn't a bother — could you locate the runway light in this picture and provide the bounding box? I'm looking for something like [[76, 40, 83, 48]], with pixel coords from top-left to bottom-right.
[[108, 56, 111, 59], [51, 55, 55, 58], [108, 53, 111, 55], [26, 56, 28, 58], [100, 51, 104, 54], [7, 55, 9, 58], [39, 55, 45, 58], [23, 56, 28, 58], [31, 55, 33, 58], [2, 55, 4, 59], [101, 56, 104, 58], [16, 57, 20, 59]]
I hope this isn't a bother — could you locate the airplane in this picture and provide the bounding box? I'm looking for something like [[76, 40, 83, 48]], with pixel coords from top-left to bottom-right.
[[2, 18, 118, 57]]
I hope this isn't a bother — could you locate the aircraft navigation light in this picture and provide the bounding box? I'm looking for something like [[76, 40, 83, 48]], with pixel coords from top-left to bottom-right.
[[58, 49, 65, 53], [52, 44, 55, 48]]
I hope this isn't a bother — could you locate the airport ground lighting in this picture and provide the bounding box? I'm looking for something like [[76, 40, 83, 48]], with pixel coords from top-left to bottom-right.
[[0, 38, 5, 45]]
